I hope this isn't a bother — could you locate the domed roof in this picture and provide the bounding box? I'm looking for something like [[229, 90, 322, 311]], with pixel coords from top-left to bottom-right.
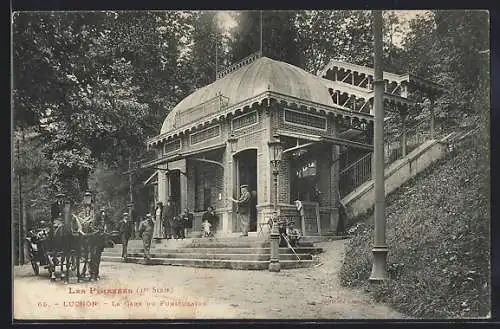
[[160, 56, 336, 135]]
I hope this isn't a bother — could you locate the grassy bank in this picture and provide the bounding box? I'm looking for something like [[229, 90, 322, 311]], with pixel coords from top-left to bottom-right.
[[339, 129, 490, 318]]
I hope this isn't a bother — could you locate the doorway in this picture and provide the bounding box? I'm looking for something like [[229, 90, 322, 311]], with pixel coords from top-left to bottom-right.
[[233, 149, 258, 232], [169, 170, 181, 214]]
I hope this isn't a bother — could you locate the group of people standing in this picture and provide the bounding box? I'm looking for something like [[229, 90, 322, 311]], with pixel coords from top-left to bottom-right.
[[151, 198, 194, 241], [121, 184, 256, 261], [136, 198, 201, 260]]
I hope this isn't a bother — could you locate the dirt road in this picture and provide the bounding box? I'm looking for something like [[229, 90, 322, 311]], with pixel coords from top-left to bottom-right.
[[13, 240, 405, 320]]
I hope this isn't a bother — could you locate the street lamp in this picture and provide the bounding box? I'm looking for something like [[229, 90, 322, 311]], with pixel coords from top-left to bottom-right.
[[369, 10, 389, 283], [268, 135, 283, 272], [83, 191, 93, 206], [56, 193, 66, 202], [83, 191, 93, 217]]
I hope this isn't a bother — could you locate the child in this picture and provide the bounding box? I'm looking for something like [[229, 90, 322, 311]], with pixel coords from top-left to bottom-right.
[[201, 219, 213, 238], [287, 227, 302, 247]]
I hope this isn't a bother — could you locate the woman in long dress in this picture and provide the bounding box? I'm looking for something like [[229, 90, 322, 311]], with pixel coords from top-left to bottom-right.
[[153, 202, 164, 240]]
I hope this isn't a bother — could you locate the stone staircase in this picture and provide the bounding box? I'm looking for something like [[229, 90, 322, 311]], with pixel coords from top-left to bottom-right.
[[101, 236, 327, 270]]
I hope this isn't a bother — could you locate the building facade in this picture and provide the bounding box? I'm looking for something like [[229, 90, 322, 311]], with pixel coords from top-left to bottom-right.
[[144, 53, 442, 236]]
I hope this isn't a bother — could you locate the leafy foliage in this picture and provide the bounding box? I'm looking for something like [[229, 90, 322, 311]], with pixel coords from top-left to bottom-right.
[[295, 10, 373, 73], [400, 10, 489, 128], [339, 126, 490, 318], [12, 11, 197, 197], [230, 10, 304, 67]]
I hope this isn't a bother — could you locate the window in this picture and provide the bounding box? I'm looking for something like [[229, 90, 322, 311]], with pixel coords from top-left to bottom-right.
[[194, 168, 213, 212], [232, 111, 258, 130], [291, 159, 320, 202], [163, 139, 181, 155], [284, 109, 327, 130], [190, 125, 220, 145], [295, 161, 317, 178]]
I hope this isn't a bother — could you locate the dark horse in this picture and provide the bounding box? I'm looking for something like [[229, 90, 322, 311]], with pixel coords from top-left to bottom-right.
[[42, 202, 104, 283], [42, 206, 83, 282]]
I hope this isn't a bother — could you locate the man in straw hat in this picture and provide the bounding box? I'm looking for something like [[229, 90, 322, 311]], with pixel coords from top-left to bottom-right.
[[230, 184, 252, 237], [139, 213, 155, 260], [118, 212, 132, 260]]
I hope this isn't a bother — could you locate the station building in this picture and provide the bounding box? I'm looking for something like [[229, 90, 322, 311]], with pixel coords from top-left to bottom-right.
[[143, 52, 442, 236]]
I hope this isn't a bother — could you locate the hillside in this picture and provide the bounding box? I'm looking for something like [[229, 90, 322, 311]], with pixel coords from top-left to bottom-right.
[[339, 127, 490, 318]]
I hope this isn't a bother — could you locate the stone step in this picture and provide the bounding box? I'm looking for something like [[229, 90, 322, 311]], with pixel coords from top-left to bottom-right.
[[101, 252, 312, 261], [106, 247, 323, 255], [300, 235, 348, 243], [124, 237, 312, 248], [123, 240, 315, 249], [101, 256, 318, 270]]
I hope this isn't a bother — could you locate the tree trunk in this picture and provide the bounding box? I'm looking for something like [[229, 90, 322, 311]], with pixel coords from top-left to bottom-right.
[[78, 171, 90, 193]]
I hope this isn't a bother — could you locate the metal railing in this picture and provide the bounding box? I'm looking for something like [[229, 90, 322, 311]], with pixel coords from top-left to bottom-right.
[[339, 114, 436, 198], [384, 116, 431, 164], [216, 51, 262, 80], [339, 152, 372, 198], [176, 93, 230, 128]]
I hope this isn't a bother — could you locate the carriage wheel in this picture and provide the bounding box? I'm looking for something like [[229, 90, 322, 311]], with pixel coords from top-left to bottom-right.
[[31, 260, 40, 276]]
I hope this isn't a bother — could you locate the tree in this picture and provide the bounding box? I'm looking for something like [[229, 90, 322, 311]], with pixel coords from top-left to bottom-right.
[[185, 11, 232, 88], [230, 10, 304, 68], [296, 10, 373, 73], [400, 10, 489, 127], [12, 11, 195, 198], [382, 11, 405, 73]]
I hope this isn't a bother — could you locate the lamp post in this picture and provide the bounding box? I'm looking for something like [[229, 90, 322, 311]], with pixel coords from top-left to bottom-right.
[[55, 193, 66, 217], [83, 191, 93, 218], [369, 10, 389, 282], [268, 135, 283, 272], [227, 132, 238, 233]]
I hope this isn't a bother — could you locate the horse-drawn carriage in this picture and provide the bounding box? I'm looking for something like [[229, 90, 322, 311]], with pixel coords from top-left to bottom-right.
[[25, 193, 118, 283]]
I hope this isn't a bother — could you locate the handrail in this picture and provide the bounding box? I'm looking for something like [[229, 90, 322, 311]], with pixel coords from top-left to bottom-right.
[[339, 113, 435, 197], [339, 152, 372, 175], [339, 151, 372, 198]]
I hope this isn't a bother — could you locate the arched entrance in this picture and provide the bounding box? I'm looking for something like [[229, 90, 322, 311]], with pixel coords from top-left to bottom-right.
[[233, 149, 258, 233]]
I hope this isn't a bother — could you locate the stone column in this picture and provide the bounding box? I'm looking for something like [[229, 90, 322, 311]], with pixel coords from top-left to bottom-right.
[[157, 168, 168, 205], [222, 147, 234, 234], [186, 162, 196, 211], [256, 148, 267, 233], [180, 171, 188, 212], [259, 105, 274, 235]]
